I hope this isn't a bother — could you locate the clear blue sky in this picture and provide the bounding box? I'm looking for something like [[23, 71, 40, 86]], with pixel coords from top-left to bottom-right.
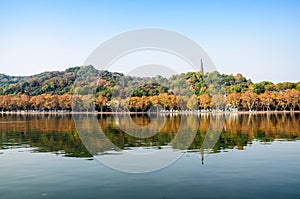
[[0, 0, 299, 83]]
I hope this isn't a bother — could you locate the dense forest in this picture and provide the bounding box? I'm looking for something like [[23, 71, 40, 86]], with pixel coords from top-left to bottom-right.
[[0, 65, 299, 112]]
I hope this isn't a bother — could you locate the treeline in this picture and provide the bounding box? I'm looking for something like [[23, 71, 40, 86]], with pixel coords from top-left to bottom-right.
[[0, 90, 299, 112], [0, 65, 299, 112]]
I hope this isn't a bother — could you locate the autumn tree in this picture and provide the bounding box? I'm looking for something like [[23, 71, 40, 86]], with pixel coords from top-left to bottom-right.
[[17, 94, 30, 110], [0, 95, 13, 111], [33, 94, 46, 110], [286, 90, 300, 111], [226, 92, 241, 110], [241, 92, 258, 111], [29, 96, 37, 110], [198, 94, 211, 110], [140, 96, 152, 112], [45, 94, 59, 110], [0, 96, 4, 111], [158, 93, 179, 110], [277, 92, 289, 111], [95, 95, 108, 112], [129, 97, 142, 112], [59, 94, 72, 111], [150, 95, 161, 112], [259, 91, 275, 111], [128, 96, 152, 112]]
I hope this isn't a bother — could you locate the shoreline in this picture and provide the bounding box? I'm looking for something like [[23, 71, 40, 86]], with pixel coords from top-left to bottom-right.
[[1, 110, 300, 115]]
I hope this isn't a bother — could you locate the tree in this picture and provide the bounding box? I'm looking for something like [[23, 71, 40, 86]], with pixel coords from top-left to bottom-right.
[[81, 94, 95, 112], [45, 94, 59, 110], [259, 91, 275, 111], [211, 94, 226, 110], [95, 95, 108, 112], [10, 96, 18, 110], [140, 96, 152, 112], [34, 94, 46, 110], [59, 94, 72, 111], [129, 97, 139, 112], [177, 96, 188, 110], [252, 81, 275, 94], [17, 94, 30, 110], [0, 96, 4, 111], [286, 90, 300, 111], [119, 97, 130, 111], [277, 92, 289, 111], [241, 92, 258, 111], [187, 95, 198, 110], [128, 96, 151, 112], [296, 82, 300, 91], [168, 95, 180, 110], [198, 94, 211, 110], [0, 95, 13, 111], [276, 82, 295, 91], [226, 92, 241, 110], [157, 94, 179, 111], [29, 96, 37, 110], [72, 95, 84, 112], [150, 95, 163, 112]]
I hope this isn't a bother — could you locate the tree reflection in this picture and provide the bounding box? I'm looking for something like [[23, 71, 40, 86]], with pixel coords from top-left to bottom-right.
[[0, 113, 299, 158]]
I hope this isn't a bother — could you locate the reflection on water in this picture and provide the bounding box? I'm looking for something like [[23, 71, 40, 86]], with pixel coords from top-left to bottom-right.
[[0, 113, 299, 159], [1, 113, 300, 198]]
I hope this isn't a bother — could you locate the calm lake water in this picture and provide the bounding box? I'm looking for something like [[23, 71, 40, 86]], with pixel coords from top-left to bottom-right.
[[0, 113, 300, 199]]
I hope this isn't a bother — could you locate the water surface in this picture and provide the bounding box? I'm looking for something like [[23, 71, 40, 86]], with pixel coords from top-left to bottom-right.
[[0, 113, 299, 198]]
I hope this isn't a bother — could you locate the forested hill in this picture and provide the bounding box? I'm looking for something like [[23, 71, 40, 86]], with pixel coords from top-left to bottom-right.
[[0, 67, 80, 95], [0, 65, 299, 97], [0, 66, 124, 96], [0, 65, 300, 112]]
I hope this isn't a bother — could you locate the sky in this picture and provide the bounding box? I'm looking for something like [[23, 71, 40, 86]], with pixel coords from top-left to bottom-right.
[[0, 0, 299, 83]]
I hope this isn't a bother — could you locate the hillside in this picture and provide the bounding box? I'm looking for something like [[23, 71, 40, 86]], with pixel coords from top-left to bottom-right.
[[0, 65, 299, 112]]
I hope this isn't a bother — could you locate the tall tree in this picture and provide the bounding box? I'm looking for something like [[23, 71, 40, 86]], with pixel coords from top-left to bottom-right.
[[198, 94, 211, 110], [259, 91, 275, 111], [277, 92, 289, 111], [286, 90, 300, 111], [226, 92, 241, 110], [241, 92, 258, 111]]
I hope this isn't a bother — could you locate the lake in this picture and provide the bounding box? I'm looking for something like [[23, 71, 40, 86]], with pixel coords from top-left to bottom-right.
[[0, 113, 300, 199]]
